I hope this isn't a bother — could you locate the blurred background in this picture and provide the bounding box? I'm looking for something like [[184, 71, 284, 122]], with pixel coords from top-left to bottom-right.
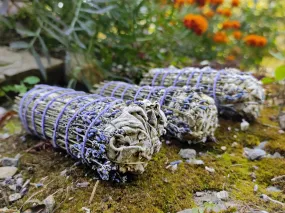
[[0, 0, 284, 93]]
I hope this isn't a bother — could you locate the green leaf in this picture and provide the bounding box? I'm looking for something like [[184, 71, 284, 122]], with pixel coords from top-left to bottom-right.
[[30, 47, 47, 81], [14, 84, 28, 94], [23, 76, 40, 85], [261, 77, 275, 84], [16, 27, 36, 37], [275, 65, 285, 81], [269, 51, 285, 61], [10, 41, 30, 49]]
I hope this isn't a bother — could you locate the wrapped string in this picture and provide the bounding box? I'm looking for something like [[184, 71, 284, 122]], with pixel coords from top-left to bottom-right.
[[140, 66, 264, 120], [15, 85, 167, 181], [92, 81, 218, 143]]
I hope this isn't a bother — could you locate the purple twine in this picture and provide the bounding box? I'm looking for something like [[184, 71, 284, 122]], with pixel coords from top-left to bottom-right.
[[81, 99, 123, 163], [212, 69, 225, 103]]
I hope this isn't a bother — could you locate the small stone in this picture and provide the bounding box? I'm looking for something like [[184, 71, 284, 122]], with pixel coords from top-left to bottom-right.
[[179, 149, 196, 159], [9, 193, 22, 202], [165, 140, 171, 145], [266, 186, 282, 193], [278, 129, 284, 134], [233, 135, 237, 139], [170, 164, 178, 172], [252, 165, 259, 170], [0, 166, 18, 179], [76, 182, 89, 188], [81, 207, 91, 213], [228, 127, 231, 131], [216, 190, 229, 201], [271, 152, 282, 158], [279, 113, 285, 130], [0, 107, 7, 116], [221, 146, 227, 151], [256, 141, 268, 150], [186, 159, 204, 165], [43, 195, 55, 213], [16, 177, 23, 186], [60, 169, 67, 176], [240, 119, 249, 131], [250, 172, 256, 179], [244, 148, 266, 160], [205, 166, 215, 173], [1, 154, 20, 167], [231, 142, 238, 148], [254, 184, 258, 192]]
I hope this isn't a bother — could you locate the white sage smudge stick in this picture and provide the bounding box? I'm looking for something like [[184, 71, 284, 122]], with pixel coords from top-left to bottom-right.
[[15, 85, 167, 182], [140, 66, 265, 120], [92, 81, 218, 143]]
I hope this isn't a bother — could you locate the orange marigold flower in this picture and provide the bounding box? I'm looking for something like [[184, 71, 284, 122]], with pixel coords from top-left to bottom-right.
[[217, 8, 232, 17], [209, 0, 223, 5], [203, 9, 215, 18], [231, 0, 240, 7], [184, 14, 208, 35], [244, 35, 267, 47], [233, 31, 242, 39], [213, 31, 228, 43], [174, 0, 194, 7], [226, 55, 235, 61], [195, 0, 207, 7], [222, 20, 241, 29]]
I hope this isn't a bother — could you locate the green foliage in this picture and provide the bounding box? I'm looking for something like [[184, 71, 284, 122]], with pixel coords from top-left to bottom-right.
[[275, 65, 285, 81], [1, 0, 284, 86], [0, 76, 40, 99]]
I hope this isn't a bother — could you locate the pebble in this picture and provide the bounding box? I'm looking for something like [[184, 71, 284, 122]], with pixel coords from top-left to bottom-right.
[[254, 184, 258, 192], [0, 166, 18, 179], [231, 142, 239, 148], [271, 152, 283, 158], [244, 148, 266, 160], [216, 191, 229, 201], [9, 193, 22, 202], [278, 129, 284, 134], [256, 141, 268, 150], [186, 159, 204, 165], [205, 166, 215, 173], [266, 186, 282, 193], [240, 119, 250, 131], [279, 113, 285, 130], [43, 195, 55, 213], [221, 146, 227, 151], [179, 149, 196, 159], [1, 154, 21, 167], [76, 182, 89, 188], [169, 160, 182, 165]]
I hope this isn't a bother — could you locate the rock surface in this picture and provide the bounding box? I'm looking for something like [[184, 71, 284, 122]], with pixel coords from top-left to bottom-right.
[[179, 149, 196, 159], [0, 166, 18, 179]]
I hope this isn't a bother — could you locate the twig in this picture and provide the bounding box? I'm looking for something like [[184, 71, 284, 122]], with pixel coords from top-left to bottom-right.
[[261, 194, 285, 206], [271, 174, 285, 182], [88, 180, 99, 204], [52, 186, 70, 213]]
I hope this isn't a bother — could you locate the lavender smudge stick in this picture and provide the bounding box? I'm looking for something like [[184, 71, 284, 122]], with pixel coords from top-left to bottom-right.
[[92, 81, 218, 143], [15, 85, 167, 182], [140, 66, 265, 120]]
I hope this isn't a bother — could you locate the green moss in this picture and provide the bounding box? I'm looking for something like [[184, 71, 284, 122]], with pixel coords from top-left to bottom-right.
[[0, 107, 284, 212]]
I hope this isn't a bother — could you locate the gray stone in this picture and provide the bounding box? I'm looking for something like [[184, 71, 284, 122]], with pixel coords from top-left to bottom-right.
[[0, 166, 18, 179], [1, 154, 20, 167], [279, 113, 285, 130], [0, 47, 64, 84], [271, 152, 283, 158], [179, 149, 196, 159], [256, 141, 268, 150], [76, 182, 89, 188], [216, 191, 229, 201], [186, 159, 204, 165], [42, 195, 55, 213], [244, 148, 266, 160], [9, 193, 21, 202], [266, 186, 282, 193]]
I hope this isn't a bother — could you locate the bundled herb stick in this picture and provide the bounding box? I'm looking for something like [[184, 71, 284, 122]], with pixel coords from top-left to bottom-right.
[[93, 81, 218, 143], [15, 85, 167, 181], [140, 67, 264, 120]]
